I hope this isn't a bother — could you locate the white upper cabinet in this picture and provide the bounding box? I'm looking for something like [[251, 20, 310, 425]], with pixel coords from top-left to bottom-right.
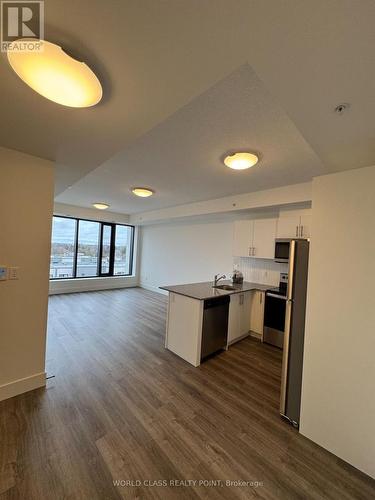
[[233, 219, 277, 259], [233, 211, 311, 258], [252, 219, 277, 259], [299, 213, 312, 238], [233, 220, 253, 257], [276, 214, 301, 238], [276, 210, 312, 239]]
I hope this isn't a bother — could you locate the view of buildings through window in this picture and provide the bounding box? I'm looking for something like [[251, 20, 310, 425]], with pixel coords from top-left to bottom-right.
[[50, 216, 134, 279]]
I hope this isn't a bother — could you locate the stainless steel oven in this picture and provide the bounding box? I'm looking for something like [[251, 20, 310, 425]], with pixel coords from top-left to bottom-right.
[[263, 290, 287, 348], [274, 238, 291, 263]]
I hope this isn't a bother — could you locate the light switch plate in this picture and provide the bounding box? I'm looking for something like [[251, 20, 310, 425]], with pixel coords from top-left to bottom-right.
[[0, 266, 7, 281], [8, 267, 19, 280]]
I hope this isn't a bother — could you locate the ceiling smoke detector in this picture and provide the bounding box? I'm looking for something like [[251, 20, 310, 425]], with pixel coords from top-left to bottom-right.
[[334, 103, 350, 115]]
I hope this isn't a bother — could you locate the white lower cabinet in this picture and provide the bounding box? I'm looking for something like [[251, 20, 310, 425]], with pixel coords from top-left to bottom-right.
[[249, 290, 265, 337], [227, 292, 251, 345]]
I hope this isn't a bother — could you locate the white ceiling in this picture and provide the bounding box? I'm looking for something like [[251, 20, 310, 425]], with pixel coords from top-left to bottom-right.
[[56, 64, 324, 213], [1, 0, 375, 214]]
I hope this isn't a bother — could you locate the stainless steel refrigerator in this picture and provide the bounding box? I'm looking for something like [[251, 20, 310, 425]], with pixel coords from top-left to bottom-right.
[[280, 239, 310, 427]]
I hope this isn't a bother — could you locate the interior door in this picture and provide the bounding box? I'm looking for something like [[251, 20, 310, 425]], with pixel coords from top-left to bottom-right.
[[252, 219, 277, 258]]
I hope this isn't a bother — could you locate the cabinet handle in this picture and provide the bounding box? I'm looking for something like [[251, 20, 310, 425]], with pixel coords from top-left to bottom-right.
[[249, 247, 252, 256], [296, 225, 298, 237], [260, 293, 262, 304], [300, 225, 303, 238], [252, 247, 256, 256]]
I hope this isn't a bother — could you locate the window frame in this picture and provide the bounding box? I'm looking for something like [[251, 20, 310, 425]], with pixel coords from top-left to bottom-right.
[[50, 215, 135, 280]]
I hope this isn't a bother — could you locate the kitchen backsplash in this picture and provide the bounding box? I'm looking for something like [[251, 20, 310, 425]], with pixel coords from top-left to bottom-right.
[[234, 257, 288, 286]]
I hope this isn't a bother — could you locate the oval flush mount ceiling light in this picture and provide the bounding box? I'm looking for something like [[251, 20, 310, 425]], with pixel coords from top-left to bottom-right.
[[224, 152, 259, 170], [7, 39, 102, 108], [93, 203, 109, 210], [131, 188, 154, 197]]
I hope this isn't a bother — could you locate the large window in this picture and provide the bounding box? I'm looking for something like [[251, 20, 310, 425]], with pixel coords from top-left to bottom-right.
[[50, 217, 77, 278], [76, 220, 100, 277], [50, 216, 134, 280], [114, 225, 133, 276]]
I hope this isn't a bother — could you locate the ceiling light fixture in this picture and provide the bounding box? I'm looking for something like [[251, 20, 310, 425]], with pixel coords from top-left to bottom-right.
[[224, 152, 259, 170], [132, 188, 154, 197], [7, 39, 102, 108], [93, 203, 109, 210]]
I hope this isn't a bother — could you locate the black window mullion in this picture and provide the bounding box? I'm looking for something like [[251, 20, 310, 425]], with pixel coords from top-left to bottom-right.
[[98, 223, 104, 276], [73, 219, 79, 278], [109, 223, 116, 276], [129, 226, 135, 275]]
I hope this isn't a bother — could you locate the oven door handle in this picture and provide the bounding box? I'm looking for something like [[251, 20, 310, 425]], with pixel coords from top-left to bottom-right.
[[266, 293, 287, 300]]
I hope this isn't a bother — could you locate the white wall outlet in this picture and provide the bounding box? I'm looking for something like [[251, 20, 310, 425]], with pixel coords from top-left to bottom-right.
[[0, 266, 7, 281], [8, 267, 19, 280]]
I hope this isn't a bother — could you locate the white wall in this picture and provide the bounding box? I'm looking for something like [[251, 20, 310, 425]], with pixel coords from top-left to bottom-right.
[[140, 220, 234, 292], [0, 147, 54, 401], [139, 215, 288, 292], [300, 165, 375, 479], [49, 203, 139, 294]]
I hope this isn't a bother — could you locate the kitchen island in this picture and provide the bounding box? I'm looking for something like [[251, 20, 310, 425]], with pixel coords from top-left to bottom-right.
[[160, 281, 274, 366]]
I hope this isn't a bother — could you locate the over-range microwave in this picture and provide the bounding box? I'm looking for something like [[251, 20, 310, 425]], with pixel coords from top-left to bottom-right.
[[274, 238, 292, 263]]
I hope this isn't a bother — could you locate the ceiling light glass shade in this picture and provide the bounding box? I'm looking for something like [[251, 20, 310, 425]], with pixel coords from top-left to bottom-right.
[[7, 40, 102, 107], [93, 203, 109, 210], [132, 188, 154, 197], [224, 152, 259, 170]]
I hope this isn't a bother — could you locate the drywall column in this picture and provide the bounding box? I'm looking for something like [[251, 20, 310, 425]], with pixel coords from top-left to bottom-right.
[[0, 147, 54, 401], [300, 165, 375, 479]]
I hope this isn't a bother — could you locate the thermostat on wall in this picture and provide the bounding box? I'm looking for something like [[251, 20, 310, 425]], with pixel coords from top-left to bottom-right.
[[0, 266, 7, 280]]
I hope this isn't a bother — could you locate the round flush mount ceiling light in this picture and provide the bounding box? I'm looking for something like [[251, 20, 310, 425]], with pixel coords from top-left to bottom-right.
[[131, 188, 154, 198], [224, 152, 259, 170], [93, 203, 109, 210], [7, 39, 102, 108]]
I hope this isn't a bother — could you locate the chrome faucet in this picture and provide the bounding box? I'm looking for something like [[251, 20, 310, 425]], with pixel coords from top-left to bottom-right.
[[213, 273, 226, 286]]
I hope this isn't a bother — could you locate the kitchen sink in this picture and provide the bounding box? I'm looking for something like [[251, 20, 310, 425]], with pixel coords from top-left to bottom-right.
[[212, 284, 236, 291]]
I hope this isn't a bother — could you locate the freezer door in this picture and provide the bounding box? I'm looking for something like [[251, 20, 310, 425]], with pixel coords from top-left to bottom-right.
[[280, 239, 310, 426]]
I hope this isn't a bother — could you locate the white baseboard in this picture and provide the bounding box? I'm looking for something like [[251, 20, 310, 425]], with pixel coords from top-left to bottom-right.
[[140, 282, 168, 295], [249, 330, 262, 341], [49, 277, 138, 295], [0, 372, 46, 402]]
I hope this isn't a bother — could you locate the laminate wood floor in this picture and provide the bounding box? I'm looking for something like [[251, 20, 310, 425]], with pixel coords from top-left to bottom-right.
[[0, 288, 374, 499]]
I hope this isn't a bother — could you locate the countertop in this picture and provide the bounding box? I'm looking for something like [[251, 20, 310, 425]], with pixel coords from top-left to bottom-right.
[[159, 280, 278, 301]]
